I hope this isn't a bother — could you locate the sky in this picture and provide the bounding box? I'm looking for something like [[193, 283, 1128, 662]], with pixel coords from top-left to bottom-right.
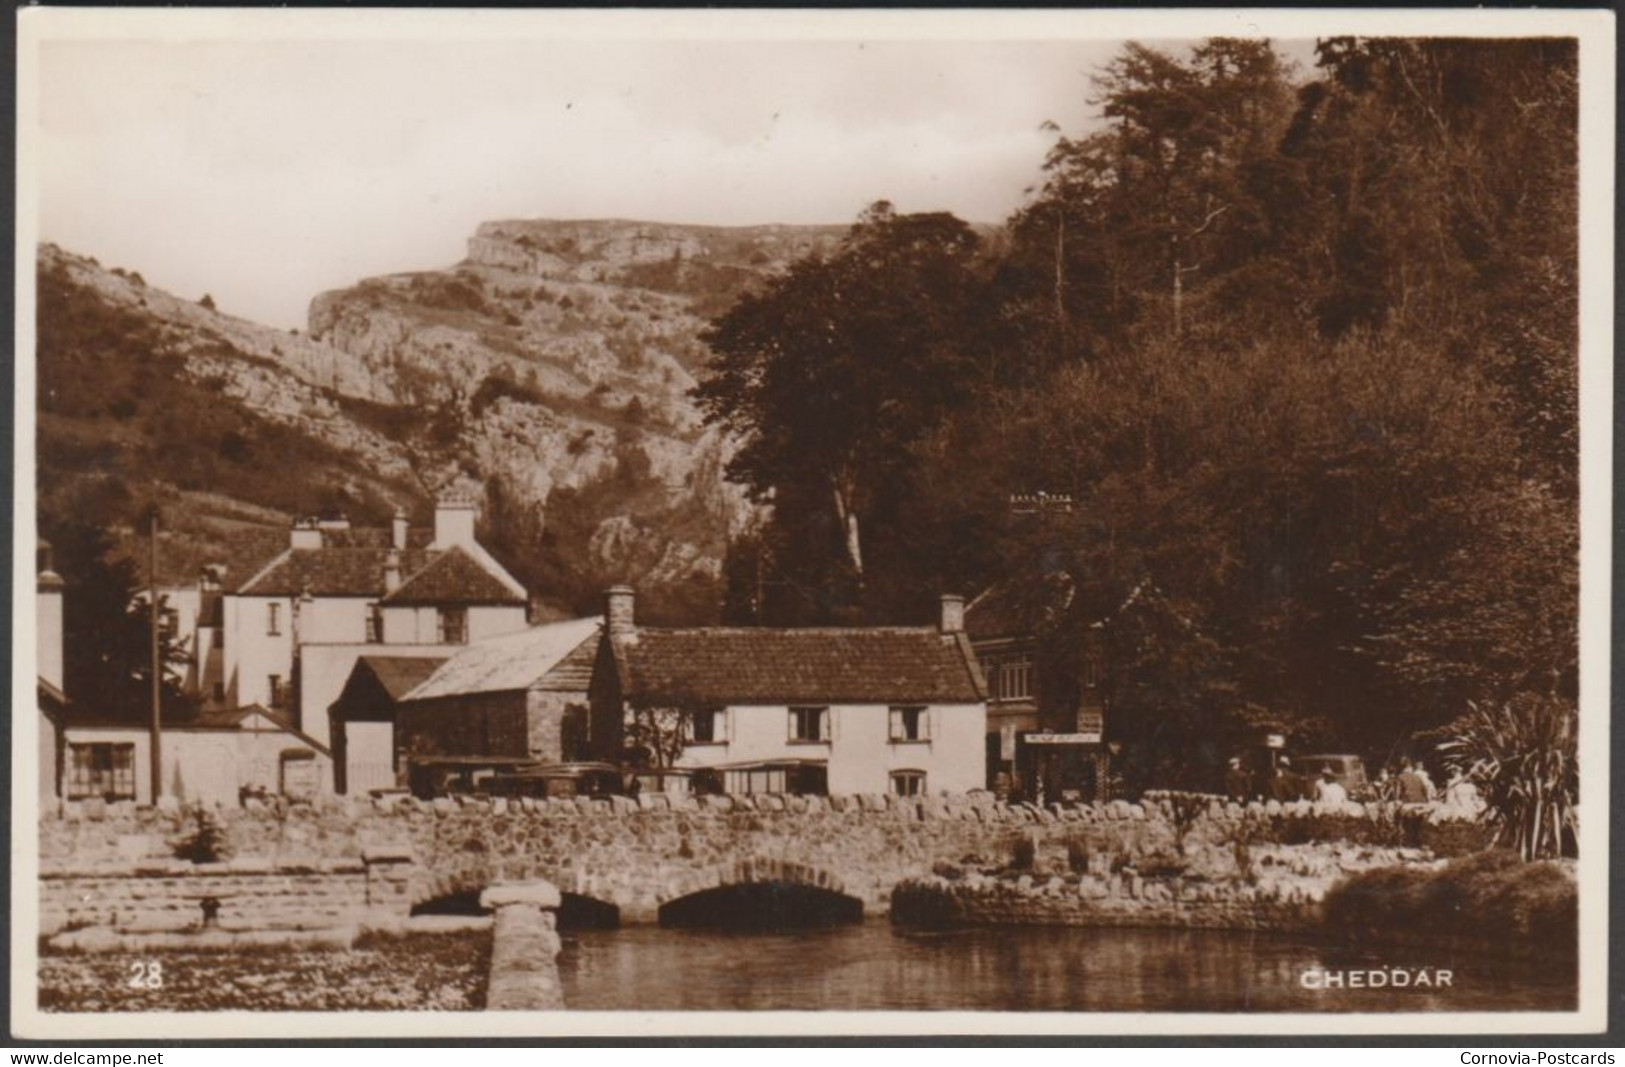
[[34, 31, 1316, 329]]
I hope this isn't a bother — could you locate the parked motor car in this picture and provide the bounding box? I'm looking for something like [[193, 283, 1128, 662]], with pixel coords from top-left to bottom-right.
[[1297, 753, 1371, 801], [485, 761, 623, 800], [406, 756, 541, 800]]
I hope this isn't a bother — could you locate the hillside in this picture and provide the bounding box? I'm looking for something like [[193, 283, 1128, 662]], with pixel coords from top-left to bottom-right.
[[35, 219, 847, 621]]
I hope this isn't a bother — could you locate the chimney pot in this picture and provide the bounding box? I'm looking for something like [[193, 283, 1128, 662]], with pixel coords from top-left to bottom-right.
[[939, 594, 966, 635], [391, 507, 410, 550], [605, 585, 636, 638], [384, 549, 402, 594]]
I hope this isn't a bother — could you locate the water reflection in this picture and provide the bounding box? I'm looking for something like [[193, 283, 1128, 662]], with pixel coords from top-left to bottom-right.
[[557, 922, 1576, 1013]]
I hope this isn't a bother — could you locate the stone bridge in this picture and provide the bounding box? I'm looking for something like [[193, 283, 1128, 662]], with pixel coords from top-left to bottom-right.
[[42, 792, 1153, 930], [40, 791, 1470, 939]]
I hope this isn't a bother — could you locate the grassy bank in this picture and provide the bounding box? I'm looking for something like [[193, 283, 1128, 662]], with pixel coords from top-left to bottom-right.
[[1322, 850, 1576, 958]]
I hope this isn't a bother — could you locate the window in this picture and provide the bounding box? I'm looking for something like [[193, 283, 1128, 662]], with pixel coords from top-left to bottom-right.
[[992, 654, 1033, 702], [266, 602, 282, 636], [68, 743, 136, 801], [268, 674, 285, 708], [889, 705, 930, 742], [685, 707, 727, 744], [365, 603, 383, 644], [891, 770, 927, 797], [438, 607, 468, 645], [159, 606, 179, 641], [211, 681, 226, 703], [1084, 651, 1103, 689], [725, 763, 828, 796], [788, 706, 830, 743]]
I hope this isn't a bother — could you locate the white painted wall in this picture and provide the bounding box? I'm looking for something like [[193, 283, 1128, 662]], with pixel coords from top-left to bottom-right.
[[672, 702, 987, 796], [379, 604, 525, 645], [223, 595, 295, 707], [61, 723, 332, 806]]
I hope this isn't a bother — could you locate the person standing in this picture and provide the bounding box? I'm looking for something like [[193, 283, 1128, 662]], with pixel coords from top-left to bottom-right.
[[1395, 759, 1430, 804], [1313, 766, 1348, 808], [1224, 757, 1252, 802]]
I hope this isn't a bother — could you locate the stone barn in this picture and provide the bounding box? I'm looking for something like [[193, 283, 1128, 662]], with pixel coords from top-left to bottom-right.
[[394, 617, 602, 765]]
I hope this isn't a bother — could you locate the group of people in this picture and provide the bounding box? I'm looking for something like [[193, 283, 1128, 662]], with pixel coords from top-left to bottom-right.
[[1222, 754, 1482, 812]]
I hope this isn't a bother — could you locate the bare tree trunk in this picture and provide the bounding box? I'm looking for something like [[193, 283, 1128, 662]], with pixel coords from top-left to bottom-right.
[[832, 480, 864, 579]]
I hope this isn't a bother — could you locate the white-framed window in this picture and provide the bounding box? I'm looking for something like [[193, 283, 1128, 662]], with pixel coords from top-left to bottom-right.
[[992, 654, 1033, 702], [891, 770, 927, 797], [266, 602, 282, 636], [438, 606, 468, 645], [365, 602, 383, 644], [684, 707, 728, 744], [889, 705, 930, 742], [788, 706, 830, 743], [68, 743, 136, 801]]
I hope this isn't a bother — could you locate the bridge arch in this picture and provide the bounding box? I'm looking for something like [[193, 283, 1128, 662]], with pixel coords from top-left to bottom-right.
[[408, 860, 622, 926], [653, 857, 869, 927]]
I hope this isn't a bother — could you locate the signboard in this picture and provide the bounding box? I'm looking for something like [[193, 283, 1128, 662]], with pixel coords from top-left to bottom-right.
[[1265, 733, 1286, 749], [999, 724, 1017, 762], [1025, 733, 1102, 745]]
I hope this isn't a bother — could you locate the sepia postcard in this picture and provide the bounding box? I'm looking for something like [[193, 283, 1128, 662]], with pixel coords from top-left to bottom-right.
[[9, 6, 1614, 1040]]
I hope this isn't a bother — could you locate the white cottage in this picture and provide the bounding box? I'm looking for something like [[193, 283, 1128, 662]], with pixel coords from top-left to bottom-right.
[[589, 588, 989, 797]]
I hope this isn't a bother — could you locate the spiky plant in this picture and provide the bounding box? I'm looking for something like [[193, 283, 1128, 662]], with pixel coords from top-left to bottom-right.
[[1438, 695, 1577, 860]]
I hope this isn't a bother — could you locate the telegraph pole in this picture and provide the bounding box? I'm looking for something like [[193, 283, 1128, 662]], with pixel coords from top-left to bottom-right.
[[148, 506, 163, 803]]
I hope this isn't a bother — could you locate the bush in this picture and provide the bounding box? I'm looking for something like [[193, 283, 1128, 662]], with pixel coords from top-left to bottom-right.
[[1010, 836, 1036, 870], [1324, 850, 1576, 955], [172, 805, 232, 864]]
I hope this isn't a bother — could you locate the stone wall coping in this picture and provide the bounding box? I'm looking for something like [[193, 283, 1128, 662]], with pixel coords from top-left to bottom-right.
[[480, 881, 562, 909]]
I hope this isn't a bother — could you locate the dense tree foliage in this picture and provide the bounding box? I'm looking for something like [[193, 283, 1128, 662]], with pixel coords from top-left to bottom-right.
[[696, 37, 1579, 786], [39, 518, 195, 723]]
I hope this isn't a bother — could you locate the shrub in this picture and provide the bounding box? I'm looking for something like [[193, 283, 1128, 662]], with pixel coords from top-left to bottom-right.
[[1439, 696, 1578, 860], [172, 805, 232, 864], [1010, 836, 1036, 870], [1324, 850, 1576, 954], [1066, 838, 1090, 874]]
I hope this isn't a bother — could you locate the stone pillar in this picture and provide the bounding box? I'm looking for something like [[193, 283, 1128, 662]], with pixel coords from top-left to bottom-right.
[[362, 846, 415, 924], [480, 881, 565, 1010]]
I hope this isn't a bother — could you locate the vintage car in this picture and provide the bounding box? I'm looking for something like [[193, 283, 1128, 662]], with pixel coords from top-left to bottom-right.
[[484, 761, 624, 800], [406, 756, 541, 799]]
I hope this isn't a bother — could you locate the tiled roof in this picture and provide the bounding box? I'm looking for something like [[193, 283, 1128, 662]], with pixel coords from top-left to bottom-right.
[[404, 619, 600, 701], [356, 655, 451, 701], [613, 628, 986, 705], [381, 547, 526, 606], [237, 548, 434, 597]]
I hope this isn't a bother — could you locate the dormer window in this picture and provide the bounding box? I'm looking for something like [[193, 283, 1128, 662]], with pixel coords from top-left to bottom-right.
[[438, 606, 468, 645]]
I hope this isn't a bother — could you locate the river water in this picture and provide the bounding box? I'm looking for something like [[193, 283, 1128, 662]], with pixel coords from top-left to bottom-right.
[[558, 922, 1575, 1013]]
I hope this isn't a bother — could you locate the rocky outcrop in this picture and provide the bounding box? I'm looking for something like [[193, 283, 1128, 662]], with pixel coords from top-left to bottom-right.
[[39, 218, 837, 605]]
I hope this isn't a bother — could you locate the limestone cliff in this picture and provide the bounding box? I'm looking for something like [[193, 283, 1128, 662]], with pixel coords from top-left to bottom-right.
[[37, 219, 845, 617]]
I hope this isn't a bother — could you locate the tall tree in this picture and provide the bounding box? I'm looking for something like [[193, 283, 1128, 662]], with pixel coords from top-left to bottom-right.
[[696, 202, 986, 620]]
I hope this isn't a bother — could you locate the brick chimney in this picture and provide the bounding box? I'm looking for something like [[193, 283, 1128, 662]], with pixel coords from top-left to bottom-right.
[[391, 506, 409, 550], [939, 594, 966, 635], [290, 517, 322, 550], [384, 549, 402, 594], [432, 494, 477, 550], [605, 585, 636, 638]]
